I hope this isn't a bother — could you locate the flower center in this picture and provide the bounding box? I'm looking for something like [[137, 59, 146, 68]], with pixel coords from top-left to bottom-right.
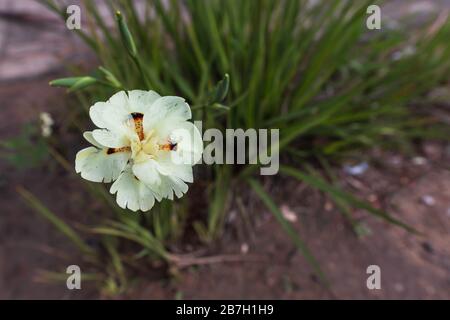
[[126, 113, 179, 164]]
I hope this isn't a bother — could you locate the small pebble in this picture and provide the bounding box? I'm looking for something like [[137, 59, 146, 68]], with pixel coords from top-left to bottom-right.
[[412, 157, 427, 166], [390, 156, 402, 166], [228, 210, 237, 222], [421, 195, 436, 206], [394, 283, 404, 292], [421, 242, 434, 254], [281, 205, 298, 222], [392, 45, 416, 61], [343, 162, 368, 176], [240, 243, 249, 254]]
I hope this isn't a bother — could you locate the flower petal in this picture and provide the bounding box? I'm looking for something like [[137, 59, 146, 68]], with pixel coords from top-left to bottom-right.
[[108, 90, 129, 110], [89, 92, 135, 136], [110, 166, 156, 212], [92, 128, 130, 148], [167, 121, 203, 165], [143, 96, 191, 135], [90, 91, 161, 143], [155, 151, 194, 183], [83, 131, 105, 149], [158, 175, 189, 200], [132, 156, 190, 200], [75, 146, 130, 183], [89, 101, 128, 133], [132, 158, 162, 188], [127, 90, 161, 114]]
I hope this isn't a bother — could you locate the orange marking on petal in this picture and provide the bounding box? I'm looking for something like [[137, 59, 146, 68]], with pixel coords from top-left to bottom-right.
[[159, 142, 177, 151], [106, 146, 131, 154], [131, 112, 144, 140]]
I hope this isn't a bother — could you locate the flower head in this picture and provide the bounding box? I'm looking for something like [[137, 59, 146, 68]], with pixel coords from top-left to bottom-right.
[[40, 112, 54, 137], [75, 90, 203, 212]]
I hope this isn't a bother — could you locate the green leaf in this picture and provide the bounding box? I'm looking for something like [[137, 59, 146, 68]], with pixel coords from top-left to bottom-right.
[[211, 73, 230, 103], [91, 223, 168, 260], [115, 11, 137, 58], [98, 66, 122, 88], [102, 236, 126, 287], [49, 76, 97, 92], [17, 186, 95, 255]]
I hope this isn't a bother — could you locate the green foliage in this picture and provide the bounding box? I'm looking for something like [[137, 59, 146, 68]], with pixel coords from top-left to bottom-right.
[[0, 124, 49, 169], [49, 76, 98, 92], [17, 186, 96, 256], [37, 0, 450, 292]]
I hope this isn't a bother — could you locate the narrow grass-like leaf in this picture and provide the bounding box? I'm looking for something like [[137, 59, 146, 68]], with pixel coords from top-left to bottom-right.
[[248, 178, 328, 286], [279, 165, 420, 234], [49, 77, 97, 92], [17, 186, 95, 255]]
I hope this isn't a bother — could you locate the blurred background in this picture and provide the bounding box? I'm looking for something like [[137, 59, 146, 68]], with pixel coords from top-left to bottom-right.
[[1, 0, 450, 299]]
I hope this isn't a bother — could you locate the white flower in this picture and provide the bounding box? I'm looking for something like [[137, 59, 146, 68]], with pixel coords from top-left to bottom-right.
[[40, 112, 54, 137], [75, 90, 203, 212]]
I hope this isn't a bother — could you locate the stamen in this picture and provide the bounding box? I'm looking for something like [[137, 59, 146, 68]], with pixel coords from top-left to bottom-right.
[[107, 146, 131, 154], [131, 112, 144, 140], [159, 142, 177, 151]]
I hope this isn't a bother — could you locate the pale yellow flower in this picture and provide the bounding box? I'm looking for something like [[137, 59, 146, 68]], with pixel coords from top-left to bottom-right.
[[75, 90, 203, 212]]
